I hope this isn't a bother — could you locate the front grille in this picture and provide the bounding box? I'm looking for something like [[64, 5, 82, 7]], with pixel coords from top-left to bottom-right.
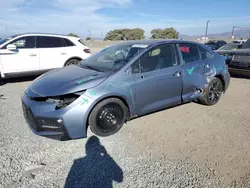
[[22, 102, 38, 131], [232, 54, 250, 62]]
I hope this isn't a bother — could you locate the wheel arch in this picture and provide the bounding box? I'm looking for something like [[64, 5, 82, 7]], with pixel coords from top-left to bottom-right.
[[63, 56, 82, 66], [85, 95, 131, 133], [214, 74, 225, 92]]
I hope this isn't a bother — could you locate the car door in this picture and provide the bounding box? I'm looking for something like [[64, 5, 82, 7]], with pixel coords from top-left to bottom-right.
[[177, 43, 215, 102], [130, 43, 183, 115], [0, 36, 39, 74], [37, 36, 68, 71]]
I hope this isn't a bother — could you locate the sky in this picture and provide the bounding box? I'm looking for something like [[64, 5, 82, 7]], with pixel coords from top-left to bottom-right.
[[1, 0, 250, 38]]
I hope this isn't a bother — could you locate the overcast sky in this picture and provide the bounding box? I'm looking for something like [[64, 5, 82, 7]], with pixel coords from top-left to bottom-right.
[[1, 0, 250, 38]]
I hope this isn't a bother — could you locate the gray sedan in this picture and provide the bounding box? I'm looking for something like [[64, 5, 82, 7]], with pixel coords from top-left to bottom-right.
[[21, 40, 230, 141]]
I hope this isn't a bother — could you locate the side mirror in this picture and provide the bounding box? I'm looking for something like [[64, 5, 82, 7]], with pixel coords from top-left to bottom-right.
[[6, 44, 17, 51]]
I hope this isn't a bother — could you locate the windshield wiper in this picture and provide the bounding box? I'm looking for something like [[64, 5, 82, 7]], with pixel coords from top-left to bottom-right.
[[81, 65, 101, 72]]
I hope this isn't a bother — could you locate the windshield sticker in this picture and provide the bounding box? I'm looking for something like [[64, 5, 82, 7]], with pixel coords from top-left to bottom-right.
[[104, 81, 135, 109], [187, 66, 195, 75], [131, 44, 148, 48]]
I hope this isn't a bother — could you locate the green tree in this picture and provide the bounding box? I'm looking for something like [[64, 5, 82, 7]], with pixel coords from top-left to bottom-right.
[[150, 27, 179, 39], [104, 28, 145, 41], [68, 33, 79, 37]]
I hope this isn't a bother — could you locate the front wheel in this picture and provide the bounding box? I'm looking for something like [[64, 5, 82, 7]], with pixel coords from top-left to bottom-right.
[[88, 98, 128, 137], [199, 77, 223, 106]]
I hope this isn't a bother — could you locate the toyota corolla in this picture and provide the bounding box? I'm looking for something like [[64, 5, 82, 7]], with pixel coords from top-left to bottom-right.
[[21, 40, 230, 141]]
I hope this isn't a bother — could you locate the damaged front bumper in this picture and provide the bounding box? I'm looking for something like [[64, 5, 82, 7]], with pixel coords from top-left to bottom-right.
[[21, 89, 95, 141]]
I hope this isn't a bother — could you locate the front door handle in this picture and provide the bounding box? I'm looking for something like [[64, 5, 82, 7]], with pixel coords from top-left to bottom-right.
[[204, 64, 211, 68], [173, 71, 181, 77], [29, 53, 37, 56]]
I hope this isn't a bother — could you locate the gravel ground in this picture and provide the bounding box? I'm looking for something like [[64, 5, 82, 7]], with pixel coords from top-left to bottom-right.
[[0, 76, 250, 188]]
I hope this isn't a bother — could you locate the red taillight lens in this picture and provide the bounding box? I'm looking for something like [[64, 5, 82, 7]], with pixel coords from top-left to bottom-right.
[[84, 49, 91, 53]]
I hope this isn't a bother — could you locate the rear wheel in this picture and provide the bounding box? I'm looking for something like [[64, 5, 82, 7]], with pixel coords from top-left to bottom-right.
[[88, 98, 128, 137], [65, 59, 80, 66], [199, 77, 223, 106]]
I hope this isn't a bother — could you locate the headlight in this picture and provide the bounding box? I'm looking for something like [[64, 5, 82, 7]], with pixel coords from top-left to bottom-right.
[[31, 91, 85, 110]]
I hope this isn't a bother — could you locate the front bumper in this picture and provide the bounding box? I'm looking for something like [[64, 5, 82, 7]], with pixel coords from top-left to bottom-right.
[[21, 92, 95, 141], [22, 101, 71, 141]]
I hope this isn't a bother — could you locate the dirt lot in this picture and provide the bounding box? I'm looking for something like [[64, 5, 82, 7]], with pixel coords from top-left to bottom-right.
[[0, 49, 250, 187]]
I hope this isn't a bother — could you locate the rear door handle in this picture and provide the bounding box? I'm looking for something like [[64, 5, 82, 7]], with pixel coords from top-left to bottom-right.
[[173, 71, 181, 77], [204, 64, 211, 68], [61, 52, 66, 55], [29, 53, 37, 56]]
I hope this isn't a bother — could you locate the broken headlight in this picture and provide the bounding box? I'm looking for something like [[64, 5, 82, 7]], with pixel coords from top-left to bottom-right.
[[30, 91, 86, 110]]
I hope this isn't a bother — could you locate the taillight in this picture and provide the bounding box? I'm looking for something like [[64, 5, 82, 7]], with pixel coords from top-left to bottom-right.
[[84, 49, 91, 53]]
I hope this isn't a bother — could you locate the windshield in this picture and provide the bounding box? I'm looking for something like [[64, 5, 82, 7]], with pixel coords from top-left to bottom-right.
[[0, 34, 19, 46], [218, 44, 240, 50], [80, 43, 149, 72]]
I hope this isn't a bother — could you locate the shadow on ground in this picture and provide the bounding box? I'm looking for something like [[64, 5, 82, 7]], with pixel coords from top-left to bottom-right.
[[0, 75, 39, 86], [64, 136, 123, 188]]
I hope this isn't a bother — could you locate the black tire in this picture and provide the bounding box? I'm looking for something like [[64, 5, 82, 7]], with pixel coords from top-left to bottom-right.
[[199, 77, 223, 106], [65, 59, 80, 66], [88, 98, 128, 137]]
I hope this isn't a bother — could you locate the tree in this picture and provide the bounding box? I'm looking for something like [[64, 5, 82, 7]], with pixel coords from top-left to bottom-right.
[[150, 27, 179, 39], [86, 37, 91, 40], [104, 28, 145, 41], [68, 33, 79, 37]]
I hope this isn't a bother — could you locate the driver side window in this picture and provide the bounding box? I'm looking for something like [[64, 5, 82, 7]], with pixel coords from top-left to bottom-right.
[[4, 36, 36, 49], [131, 44, 177, 74]]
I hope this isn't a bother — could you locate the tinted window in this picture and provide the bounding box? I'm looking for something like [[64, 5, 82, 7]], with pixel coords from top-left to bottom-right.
[[198, 46, 214, 60], [6, 36, 35, 49], [63, 38, 75, 46], [37, 36, 63, 48], [132, 44, 177, 73], [178, 43, 200, 63]]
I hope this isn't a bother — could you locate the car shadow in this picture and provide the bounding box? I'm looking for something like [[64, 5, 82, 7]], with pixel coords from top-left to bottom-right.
[[0, 75, 39, 86], [64, 136, 123, 188]]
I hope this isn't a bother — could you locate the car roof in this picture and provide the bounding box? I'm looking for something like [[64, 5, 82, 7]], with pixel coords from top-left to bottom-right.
[[10, 32, 79, 38], [113, 39, 201, 46]]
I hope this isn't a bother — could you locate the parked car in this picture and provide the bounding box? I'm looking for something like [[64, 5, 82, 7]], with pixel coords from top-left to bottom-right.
[[0, 33, 91, 81], [215, 43, 242, 56], [21, 40, 230, 141], [226, 38, 250, 76], [231, 40, 247, 44], [204, 40, 227, 50]]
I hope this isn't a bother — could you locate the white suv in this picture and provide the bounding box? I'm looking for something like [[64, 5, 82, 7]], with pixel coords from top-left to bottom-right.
[[0, 33, 91, 80]]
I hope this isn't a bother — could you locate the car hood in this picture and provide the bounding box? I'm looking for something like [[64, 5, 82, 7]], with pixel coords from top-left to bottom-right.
[[27, 65, 111, 97]]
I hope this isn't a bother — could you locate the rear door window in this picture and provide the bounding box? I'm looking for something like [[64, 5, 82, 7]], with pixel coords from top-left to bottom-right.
[[37, 36, 64, 48], [178, 43, 200, 63]]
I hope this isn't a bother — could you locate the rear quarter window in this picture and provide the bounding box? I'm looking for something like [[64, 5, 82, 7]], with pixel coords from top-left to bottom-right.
[[198, 46, 214, 60], [78, 39, 86, 46], [63, 38, 75, 46]]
